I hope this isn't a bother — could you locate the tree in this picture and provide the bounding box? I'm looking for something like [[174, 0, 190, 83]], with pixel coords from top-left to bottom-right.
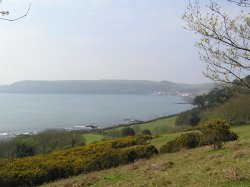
[[142, 129, 152, 135], [183, 0, 250, 90], [121, 127, 135, 137], [11, 136, 36, 157], [228, 0, 250, 7]]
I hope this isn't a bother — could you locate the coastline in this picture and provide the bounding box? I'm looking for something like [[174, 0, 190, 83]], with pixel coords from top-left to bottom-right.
[[0, 113, 180, 140]]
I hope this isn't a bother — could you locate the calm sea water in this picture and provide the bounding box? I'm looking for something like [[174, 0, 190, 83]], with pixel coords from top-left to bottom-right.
[[0, 94, 191, 135]]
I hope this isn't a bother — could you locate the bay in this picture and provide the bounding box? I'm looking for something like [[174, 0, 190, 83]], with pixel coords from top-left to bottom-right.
[[0, 94, 192, 135]]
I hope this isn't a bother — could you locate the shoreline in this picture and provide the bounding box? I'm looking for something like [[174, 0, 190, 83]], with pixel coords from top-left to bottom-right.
[[0, 113, 179, 139]]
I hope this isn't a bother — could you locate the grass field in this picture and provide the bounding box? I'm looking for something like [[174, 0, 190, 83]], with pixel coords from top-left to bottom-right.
[[43, 124, 250, 187], [82, 134, 106, 144], [81, 116, 179, 145], [104, 116, 190, 135]]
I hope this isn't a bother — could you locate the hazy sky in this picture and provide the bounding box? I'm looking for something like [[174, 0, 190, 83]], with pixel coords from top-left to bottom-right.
[[0, 0, 210, 85]]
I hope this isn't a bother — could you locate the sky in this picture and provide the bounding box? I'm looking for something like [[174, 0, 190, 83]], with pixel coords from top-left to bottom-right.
[[0, 0, 211, 85]]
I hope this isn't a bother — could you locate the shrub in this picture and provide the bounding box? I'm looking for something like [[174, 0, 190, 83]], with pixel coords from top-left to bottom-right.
[[111, 136, 137, 148], [11, 137, 37, 158], [135, 135, 152, 144], [111, 135, 152, 148], [142, 129, 152, 135], [0, 136, 158, 186], [198, 119, 238, 149], [225, 131, 238, 142], [175, 108, 201, 126], [121, 127, 135, 137], [176, 132, 201, 149], [160, 139, 180, 153]]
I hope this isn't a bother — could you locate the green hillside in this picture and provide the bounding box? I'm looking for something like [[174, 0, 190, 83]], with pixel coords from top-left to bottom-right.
[[43, 124, 250, 187]]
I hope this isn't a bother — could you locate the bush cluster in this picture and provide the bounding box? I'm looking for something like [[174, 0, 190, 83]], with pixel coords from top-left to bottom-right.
[[161, 119, 238, 153], [121, 127, 136, 136], [110, 135, 152, 148], [0, 136, 158, 187], [198, 119, 238, 149], [160, 132, 201, 153]]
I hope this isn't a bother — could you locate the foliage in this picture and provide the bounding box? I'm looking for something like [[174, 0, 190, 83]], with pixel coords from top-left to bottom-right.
[[0, 136, 158, 186], [111, 136, 138, 149], [135, 135, 153, 145], [198, 119, 238, 149], [163, 119, 238, 152], [142, 129, 152, 135], [175, 87, 233, 127], [175, 108, 202, 126], [160, 132, 201, 153], [0, 130, 86, 159], [176, 132, 202, 149], [159, 140, 180, 153], [11, 138, 36, 158], [121, 127, 136, 137], [201, 94, 250, 125], [183, 0, 250, 89], [46, 123, 250, 187], [193, 88, 233, 109]]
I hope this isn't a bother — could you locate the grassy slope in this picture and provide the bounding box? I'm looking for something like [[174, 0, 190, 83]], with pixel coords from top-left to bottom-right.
[[43, 124, 250, 187], [82, 134, 106, 145], [84, 116, 180, 144], [104, 116, 190, 135], [130, 116, 176, 132], [82, 116, 178, 144]]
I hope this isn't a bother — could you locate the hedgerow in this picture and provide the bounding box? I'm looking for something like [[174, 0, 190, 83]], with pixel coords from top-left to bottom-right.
[[0, 136, 158, 187]]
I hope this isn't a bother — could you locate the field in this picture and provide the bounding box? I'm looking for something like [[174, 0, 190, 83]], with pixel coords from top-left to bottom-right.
[[103, 116, 191, 136], [42, 124, 250, 187], [83, 116, 181, 144], [82, 134, 106, 144]]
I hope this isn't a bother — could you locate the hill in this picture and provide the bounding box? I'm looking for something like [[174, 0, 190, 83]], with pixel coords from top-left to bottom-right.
[[43, 124, 250, 187], [0, 80, 213, 96]]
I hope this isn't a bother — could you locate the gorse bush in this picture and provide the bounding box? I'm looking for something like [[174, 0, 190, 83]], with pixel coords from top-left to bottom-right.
[[160, 132, 201, 153], [198, 119, 238, 149], [161, 119, 238, 153], [0, 136, 158, 187], [160, 139, 180, 153], [176, 132, 202, 149], [111, 136, 138, 148], [110, 135, 152, 149]]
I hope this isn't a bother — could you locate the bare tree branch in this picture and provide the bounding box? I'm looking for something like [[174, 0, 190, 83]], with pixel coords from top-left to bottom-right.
[[228, 0, 250, 7], [183, 0, 250, 90], [0, 3, 31, 21]]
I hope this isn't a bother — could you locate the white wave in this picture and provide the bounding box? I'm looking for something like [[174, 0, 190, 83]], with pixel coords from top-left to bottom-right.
[[74, 125, 91, 129], [0, 132, 9, 136]]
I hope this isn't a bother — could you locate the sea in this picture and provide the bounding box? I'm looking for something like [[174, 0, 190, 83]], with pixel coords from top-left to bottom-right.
[[0, 94, 192, 137]]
